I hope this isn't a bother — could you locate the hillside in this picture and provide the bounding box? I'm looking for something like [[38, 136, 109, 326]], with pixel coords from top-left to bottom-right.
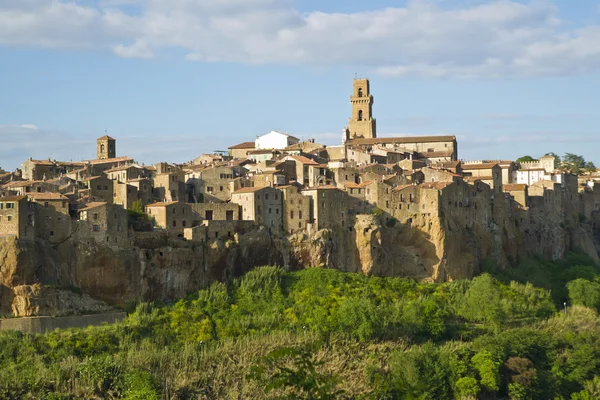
[[0, 254, 600, 399]]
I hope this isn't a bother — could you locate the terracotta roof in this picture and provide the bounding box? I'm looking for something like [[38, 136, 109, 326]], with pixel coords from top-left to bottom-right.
[[344, 180, 375, 189], [347, 135, 456, 146], [504, 184, 527, 191], [104, 165, 139, 173], [288, 155, 318, 165], [420, 151, 454, 158], [233, 187, 266, 194], [302, 185, 339, 191], [27, 193, 68, 200], [2, 180, 42, 188], [248, 149, 279, 155], [228, 141, 256, 150], [461, 163, 499, 170], [0, 195, 27, 202], [98, 135, 115, 140], [146, 201, 180, 208], [78, 202, 107, 211], [86, 157, 133, 165]]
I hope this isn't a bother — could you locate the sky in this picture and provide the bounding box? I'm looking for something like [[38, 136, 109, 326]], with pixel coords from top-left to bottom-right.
[[1, 0, 600, 170]]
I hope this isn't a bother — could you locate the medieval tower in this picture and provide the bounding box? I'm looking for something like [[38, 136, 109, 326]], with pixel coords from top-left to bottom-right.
[[344, 78, 376, 142], [97, 135, 116, 159]]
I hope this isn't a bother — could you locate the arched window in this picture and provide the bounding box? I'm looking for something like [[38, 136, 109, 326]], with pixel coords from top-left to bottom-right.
[[358, 110, 363, 121], [100, 144, 105, 153], [358, 88, 363, 97]]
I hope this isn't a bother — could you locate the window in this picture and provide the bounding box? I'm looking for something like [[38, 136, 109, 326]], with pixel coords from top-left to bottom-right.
[[358, 88, 363, 97], [257, 206, 261, 215], [172, 221, 176, 227], [103, 186, 108, 190], [45, 216, 50, 221], [321, 202, 325, 209], [182, 220, 186, 227], [298, 222, 302, 228], [226, 210, 234, 220], [93, 213, 99, 221], [276, 208, 279, 214], [207, 186, 214, 193], [6, 203, 14, 209], [427, 148, 434, 152], [275, 194, 279, 200], [7, 216, 12, 222], [265, 193, 269, 200], [44, 202, 49, 208], [93, 224, 99, 232], [269, 208, 272, 214], [205, 210, 213, 220], [290, 211, 294, 219], [358, 110, 363, 121], [219, 186, 224, 192], [298, 211, 302, 219], [173, 208, 176, 214], [50, 231, 54, 237]]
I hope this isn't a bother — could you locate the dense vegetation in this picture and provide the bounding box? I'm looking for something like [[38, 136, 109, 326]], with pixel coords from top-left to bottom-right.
[[1, 253, 600, 399]]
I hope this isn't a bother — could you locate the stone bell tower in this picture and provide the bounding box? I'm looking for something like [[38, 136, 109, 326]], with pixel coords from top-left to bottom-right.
[[345, 78, 376, 141], [97, 135, 116, 159]]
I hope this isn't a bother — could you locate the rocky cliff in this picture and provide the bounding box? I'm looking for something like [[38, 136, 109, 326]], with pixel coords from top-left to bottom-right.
[[1, 187, 600, 317]]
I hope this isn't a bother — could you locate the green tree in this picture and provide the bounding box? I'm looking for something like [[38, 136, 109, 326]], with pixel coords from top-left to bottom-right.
[[471, 351, 500, 392], [248, 347, 344, 400], [455, 377, 479, 399], [567, 279, 600, 311], [460, 274, 506, 331], [516, 156, 537, 163]]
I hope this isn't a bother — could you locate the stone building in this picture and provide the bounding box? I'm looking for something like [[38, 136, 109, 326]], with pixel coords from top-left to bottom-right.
[[189, 203, 240, 223], [127, 178, 154, 206], [344, 78, 376, 141], [27, 193, 71, 242], [104, 165, 147, 182], [0, 196, 34, 238], [87, 176, 114, 204], [280, 185, 311, 234], [97, 135, 116, 159], [228, 141, 256, 159], [461, 162, 503, 193], [113, 181, 139, 209], [146, 201, 193, 237], [231, 187, 283, 231], [77, 202, 129, 247], [301, 186, 351, 230], [346, 136, 458, 163], [153, 169, 185, 203]]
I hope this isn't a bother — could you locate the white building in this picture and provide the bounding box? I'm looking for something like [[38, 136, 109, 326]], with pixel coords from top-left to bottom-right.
[[255, 131, 300, 150]]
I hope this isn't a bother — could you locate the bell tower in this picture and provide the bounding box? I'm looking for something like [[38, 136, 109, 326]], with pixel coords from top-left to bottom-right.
[[97, 135, 116, 159], [345, 78, 376, 141]]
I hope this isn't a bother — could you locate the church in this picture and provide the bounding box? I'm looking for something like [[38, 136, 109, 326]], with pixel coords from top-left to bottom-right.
[[343, 78, 458, 164]]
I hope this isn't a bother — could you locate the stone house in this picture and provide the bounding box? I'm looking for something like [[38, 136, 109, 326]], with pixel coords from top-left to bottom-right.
[[283, 155, 319, 186], [193, 153, 231, 165], [231, 187, 283, 232], [146, 201, 193, 237], [77, 202, 129, 247], [346, 135, 458, 162], [421, 166, 462, 184], [153, 171, 185, 203], [87, 157, 134, 176], [228, 141, 256, 159], [254, 172, 288, 188], [113, 181, 139, 209], [461, 163, 503, 193], [189, 203, 240, 223], [301, 186, 351, 230], [127, 178, 154, 206], [87, 175, 114, 204], [0, 196, 34, 238], [1, 180, 58, 196], [280, 185, 311, 234], [26, 193, 71, 242], [503, 184, 528, 209], [283, 140, 325, 155], [20, 159, 84, 181], [104, 165, 148, 183], [191, 165, 240, 203]]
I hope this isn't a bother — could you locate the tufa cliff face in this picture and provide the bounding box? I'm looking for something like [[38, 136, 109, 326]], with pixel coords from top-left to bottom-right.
[[1, 181, 600, 316]]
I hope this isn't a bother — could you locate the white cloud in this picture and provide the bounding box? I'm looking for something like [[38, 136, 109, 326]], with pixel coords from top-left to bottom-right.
[[1, 0, 600, 78]]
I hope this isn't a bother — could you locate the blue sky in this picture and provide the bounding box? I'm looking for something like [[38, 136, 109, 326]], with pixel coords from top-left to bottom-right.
[[1, 0, 600, 170]]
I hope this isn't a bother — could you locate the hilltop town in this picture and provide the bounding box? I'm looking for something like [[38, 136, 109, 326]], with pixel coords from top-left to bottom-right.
[[1, 79, 600, 315]]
